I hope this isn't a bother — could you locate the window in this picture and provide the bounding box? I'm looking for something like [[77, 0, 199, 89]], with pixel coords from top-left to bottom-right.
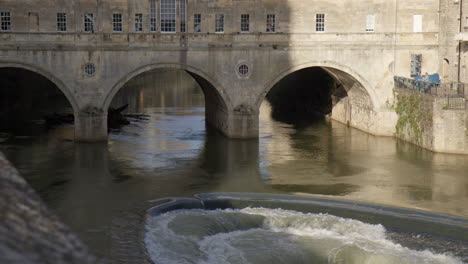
[[160, 0, 176, 32], [241, 14, 249, 32], [266, 14, 276, 32], [84, 63, 96, 77], [215, 14, 224, 33], [1, 11, 11, 31], [413, 14, 422, 32], [180, 0, 187, 32], [194, 14, 201, 32], [84, 13, 94, 32], [113, 13, 122, 32], [366, 15, 375, 32], [135, 13, 143, 32], [57, 13, 67, 32], [411, 54, 422, 77], [239, 65, 249, 75], [316, 14, 325, 32], [150, 0, 157, 32]]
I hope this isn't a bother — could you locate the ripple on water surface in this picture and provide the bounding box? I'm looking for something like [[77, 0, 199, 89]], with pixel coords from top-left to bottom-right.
[[145, 208, 465, 264]]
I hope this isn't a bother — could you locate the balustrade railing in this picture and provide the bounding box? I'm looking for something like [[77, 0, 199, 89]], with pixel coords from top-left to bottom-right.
[[394, 76, 467, 109]]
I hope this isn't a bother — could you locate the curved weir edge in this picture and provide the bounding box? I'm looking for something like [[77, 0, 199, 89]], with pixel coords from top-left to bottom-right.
[[146, 192, 468, 242]]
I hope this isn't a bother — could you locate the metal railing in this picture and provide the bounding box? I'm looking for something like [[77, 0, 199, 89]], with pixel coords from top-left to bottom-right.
[[394, 76, 467, 109]]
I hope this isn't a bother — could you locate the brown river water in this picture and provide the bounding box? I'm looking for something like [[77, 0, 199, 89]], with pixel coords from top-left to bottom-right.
[[1, 70, 467, 263]]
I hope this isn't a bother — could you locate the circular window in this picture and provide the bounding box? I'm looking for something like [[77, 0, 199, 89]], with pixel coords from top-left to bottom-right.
[[238, 64, 249, 76], [84, 63, 96, 77]]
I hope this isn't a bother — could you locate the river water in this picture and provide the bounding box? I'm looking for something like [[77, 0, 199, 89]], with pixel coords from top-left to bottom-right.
[[0, 70, 467, 263]]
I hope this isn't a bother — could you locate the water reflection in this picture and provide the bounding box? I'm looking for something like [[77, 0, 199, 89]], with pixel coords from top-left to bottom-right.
[[1, 69, 468, 262]]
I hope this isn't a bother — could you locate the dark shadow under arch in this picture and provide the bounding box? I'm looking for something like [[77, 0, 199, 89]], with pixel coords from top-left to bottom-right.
[[0, 63, 78, 112], [261, 65, 375, 130], [258, 62, 377, 111], [0, 67, 75, 135]]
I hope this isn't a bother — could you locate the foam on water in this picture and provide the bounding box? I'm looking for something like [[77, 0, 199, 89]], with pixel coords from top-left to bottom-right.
[[144, 208, 464, 264]]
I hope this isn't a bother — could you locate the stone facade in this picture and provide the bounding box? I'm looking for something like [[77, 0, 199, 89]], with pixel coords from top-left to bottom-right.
[[0, 0, 462, 145], [394, 88, 468, 154]]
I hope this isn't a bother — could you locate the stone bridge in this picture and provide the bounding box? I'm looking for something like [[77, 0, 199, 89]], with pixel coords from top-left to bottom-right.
[[1, 31, 415, 141], [1, 0, 446, 141]]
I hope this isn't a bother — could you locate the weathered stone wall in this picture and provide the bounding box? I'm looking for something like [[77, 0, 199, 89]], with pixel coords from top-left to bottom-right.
[[394, 89, 468, 154], [0, 152, 95, 264]]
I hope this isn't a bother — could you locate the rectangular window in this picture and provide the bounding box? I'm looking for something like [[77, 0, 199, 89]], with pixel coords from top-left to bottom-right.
[[194, 14, 201, 32], [241, 14, 249, 32], [411, 54, 422, 77], [1, 11, 11, 31], [316, 14, 325, 32], [135, 13, 143, 32], [413, 14, 422, 32], [150, 0, 157, 32], [57, 13, 67, 32], [366, 15, 375, 32], [266, 14, 276, 32], [215, 14, 224, 33], [84, 13, 94, 32], [113, 13, 122, 32], [160, 0, 176, 32], [180, 0, 187, 32]]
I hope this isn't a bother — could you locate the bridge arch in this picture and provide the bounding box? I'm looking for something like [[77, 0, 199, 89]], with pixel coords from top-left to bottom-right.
[[0, 61, 79, 113], [103, 63, 231, 112], [257, 61, 379, 111]]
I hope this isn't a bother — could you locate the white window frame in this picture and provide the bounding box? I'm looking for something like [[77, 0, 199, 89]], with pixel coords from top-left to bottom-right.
[[413, 14, 422, 33], [160, 0, 176, 33], [215, 14, 224, 33], [266, 14, 276, 33], [112, 13, 123, 32], [1, 11, 11, 31], [135, 13, 143, 32], [57, 13, 67, 32], [194, 14, 201, 33], [84, 13, 94, 32], [366, 14, 375, 32], [316, 14, 325, 32], [241, 14, 250, 32], [180, 0, 187, 32]]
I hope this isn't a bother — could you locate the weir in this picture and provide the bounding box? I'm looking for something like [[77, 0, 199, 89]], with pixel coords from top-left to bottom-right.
[[145, 193, 468, 264]]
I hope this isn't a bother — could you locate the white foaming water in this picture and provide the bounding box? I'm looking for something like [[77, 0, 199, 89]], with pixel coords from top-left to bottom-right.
[[144, 208, 464, 264]]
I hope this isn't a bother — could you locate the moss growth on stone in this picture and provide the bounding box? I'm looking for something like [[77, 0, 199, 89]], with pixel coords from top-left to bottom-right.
[[393, 90, 432, 145]]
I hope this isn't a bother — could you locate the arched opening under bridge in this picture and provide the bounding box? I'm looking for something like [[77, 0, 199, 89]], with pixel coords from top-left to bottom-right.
[[105, 67, 229, 145], [0, 67, 75, 141], [260, 65, 375, 132]]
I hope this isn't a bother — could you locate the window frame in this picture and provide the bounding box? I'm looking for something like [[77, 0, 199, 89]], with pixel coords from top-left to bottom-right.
[[0, 11, 12, 31], [366, 14, 375, 32], [241, 14, 250, 32], [112, 13, 123, 32], [160, 0, 176, 33], [84, 13, 94, 33], [215, 14, 224, 33], [316, 13, 325, 32], [57, 13, 67, 32], [180, 0, 187, 32], [410, 54, 422, 77], [266, 14, 276, 33], [150, 0, 157, 32], [135, 13, 143, 32], [194, 14, 201, 33], [413, 14, 422, 33]]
